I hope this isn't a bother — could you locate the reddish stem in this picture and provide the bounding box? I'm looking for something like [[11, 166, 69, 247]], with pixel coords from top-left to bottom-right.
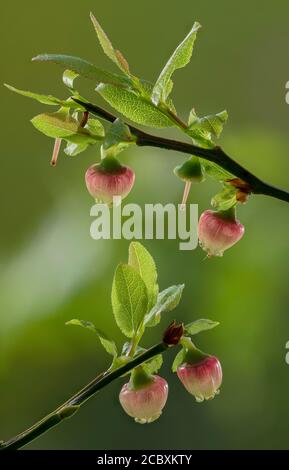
[[50, 138, 62, 167], [181, 181, 192, 210]]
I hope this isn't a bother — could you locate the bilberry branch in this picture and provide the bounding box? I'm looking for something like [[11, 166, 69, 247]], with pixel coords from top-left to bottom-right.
[[74, 98, 289, 204], [0, 340, 170, 450]]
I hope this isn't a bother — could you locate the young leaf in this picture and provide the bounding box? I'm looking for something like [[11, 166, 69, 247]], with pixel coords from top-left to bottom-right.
[[188, 109, 228, 139], [31, 111, 79, 138], [4, 83, 71, 107], [186, 109, 228, 148], [96, 84, 174, 128], [200, 159, 235, 182], [64, 118, 104, 156], [63, 69, 79, 90], [186, 128, 214, 149], [90, 13, 130, 75], [122, 342, 163, 375], [211, 184, 237, 211], [31, 110, 101, 143], [32, 54, 132, 88], [137, 80, 177, 113], [152, 22, 201, 106], [64, 142, 89, 156], [185, 319, 219, 336], [144, 284, 184, 327], [121, 341, 134, 356], [66, 319, 118, 357], [172, 348, 186, 372], [111, 263, 149, 338], [109, 355, 131, 372], [86, 118, 105, 137], [128, 242, 158, 311], [142, 354, 163, 375], [102, 118, 134, 158]]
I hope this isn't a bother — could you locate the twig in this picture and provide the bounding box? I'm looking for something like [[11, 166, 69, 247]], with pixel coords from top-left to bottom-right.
[[73, 98, 289, 204], [0, 342, 169, 450]]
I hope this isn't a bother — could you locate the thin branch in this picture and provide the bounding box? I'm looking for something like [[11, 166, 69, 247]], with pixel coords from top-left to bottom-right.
[[0, 342, 168, 450], [73, 98, 289, 204]]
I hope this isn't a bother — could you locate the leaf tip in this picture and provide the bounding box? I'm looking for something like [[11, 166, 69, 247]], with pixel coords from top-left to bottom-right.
[[3, 83, 12, 91], [129, 240, 140, 250], [90, 11, 96, 21], [191, 21, 202, 33], [32, 54, 48, 62], [221, 109, 229, 122], [195, 21, 202, 28], [90, 12, 99, 29]]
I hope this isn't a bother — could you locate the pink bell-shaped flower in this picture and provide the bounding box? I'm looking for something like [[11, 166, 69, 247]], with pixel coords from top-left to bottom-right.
[[119, 367, 168, 424], [177, 355, 222, 403], [85, 156, 135, 204], [198, 207, 244, 256]]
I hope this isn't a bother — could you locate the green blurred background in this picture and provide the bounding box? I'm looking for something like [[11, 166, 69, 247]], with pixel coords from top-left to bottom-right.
[[1, 0, 289, 450]]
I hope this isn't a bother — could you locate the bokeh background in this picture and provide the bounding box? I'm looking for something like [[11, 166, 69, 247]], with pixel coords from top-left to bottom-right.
[[1, 0, 289, 450]]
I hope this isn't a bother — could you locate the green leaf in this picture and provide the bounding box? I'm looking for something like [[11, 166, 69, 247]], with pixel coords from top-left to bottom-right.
[[186, 109, 228, 148], [86, 118, 105, 137], [102, 118, 134, 157], [109, 351, 163, 375], [66, 319, 118, 357], [143, 354, 163, 375], [200, 159, 235, 182], [31, 111, 79, 138], [96, 83, 174, 128], [32, 54, 132, 88], [31, 110, 101, 143], [211, 184, 237, 211], [111, 263, 149, 338], [63, 69, 79, 90], [128, 242, 158, 311], [90, 13, 131, 75], [121, 341, 135, 356], [137, 80, 177, 113], [122, 342, 163, 374], [186, 129, 214, 148], [188, 109, 228, 138], [64, 142, 89, 156], [144, 284, 184, 327], [4, 83, 72, 107], [185, 319, 219, 336], [172, 348, 186, 372], [152, 22, 201, 106], [109, 355, 131, 372], [63, 117, 104, 156]]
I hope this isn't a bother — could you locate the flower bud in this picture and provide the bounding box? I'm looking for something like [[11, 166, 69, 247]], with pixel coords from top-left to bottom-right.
[[119, 368, 168, 424], [177, 354, 222, 403], [198, 207, 244, 257], [163, 321, 184, 346], [85, 156, 135, 204]]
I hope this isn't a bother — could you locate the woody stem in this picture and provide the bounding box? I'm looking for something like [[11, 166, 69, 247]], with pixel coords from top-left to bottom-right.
[[73, 98, 289, 204]]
